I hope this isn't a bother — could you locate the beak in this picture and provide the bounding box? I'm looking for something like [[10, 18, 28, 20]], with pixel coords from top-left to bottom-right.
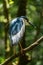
[[27, 21, 36, 29]]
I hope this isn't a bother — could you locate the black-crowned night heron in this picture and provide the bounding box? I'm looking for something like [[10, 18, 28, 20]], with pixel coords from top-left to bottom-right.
[[9, 16, 35, 54], [9, 16, 34, 53], [9, 16, 34, 46]]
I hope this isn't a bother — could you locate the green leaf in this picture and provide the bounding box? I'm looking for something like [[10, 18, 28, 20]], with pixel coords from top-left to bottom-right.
[[9, 0, 14, 5]]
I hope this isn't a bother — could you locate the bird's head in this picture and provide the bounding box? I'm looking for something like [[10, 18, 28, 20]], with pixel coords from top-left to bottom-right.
[[21, 16, 28, 22], [21, 16, 36, 28]]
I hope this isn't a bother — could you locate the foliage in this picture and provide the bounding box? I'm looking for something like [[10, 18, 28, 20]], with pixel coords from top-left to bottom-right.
[[0, 57, 5, 64], [0, 0, 43, 65], [9, 0, 14, 5]]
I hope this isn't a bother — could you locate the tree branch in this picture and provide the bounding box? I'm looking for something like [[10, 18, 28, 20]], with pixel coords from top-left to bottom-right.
[[1, 36, 43, 65], [23, 36, 43, 52]]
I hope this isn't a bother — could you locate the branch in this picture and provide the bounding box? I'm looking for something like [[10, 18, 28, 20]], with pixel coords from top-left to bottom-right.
[[1, 36, 43, 65], [23, 36, 43, 52], [1, 54, 19, 65]]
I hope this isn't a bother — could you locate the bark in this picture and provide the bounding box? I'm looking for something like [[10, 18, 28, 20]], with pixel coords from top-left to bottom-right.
[[17, 0, 27, 17], [17, 0, 29, 65]]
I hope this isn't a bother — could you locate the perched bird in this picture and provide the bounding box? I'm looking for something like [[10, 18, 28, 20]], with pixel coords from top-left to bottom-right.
[[9, 16, 34, 46]]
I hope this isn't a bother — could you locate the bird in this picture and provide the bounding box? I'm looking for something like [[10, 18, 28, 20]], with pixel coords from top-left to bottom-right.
[[9, 16, 35, 46], [9, 16, 36, 54], [9, 16, 35, 55]]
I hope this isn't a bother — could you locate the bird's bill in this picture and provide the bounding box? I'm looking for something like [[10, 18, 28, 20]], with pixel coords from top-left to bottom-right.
[[28, 21, 36, 28]]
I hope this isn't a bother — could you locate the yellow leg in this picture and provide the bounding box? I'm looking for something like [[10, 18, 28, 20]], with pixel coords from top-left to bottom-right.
[[13, 45, 16, 55], [18, 42, 23, 54]]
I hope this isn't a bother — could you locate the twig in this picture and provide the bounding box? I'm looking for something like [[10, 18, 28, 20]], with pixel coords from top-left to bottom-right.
[[1, 36, 43, 65], [23, 36, 43, 52], [1, 54, 19, 65]]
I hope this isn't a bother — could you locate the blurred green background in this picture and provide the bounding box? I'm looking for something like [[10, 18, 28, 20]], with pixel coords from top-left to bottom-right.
[[0, 0, 43, 65]]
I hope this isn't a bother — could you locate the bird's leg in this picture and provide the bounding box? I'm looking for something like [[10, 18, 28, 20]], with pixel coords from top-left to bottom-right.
[[18, 42, 24, 55], [13, 45, 16, 55]]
